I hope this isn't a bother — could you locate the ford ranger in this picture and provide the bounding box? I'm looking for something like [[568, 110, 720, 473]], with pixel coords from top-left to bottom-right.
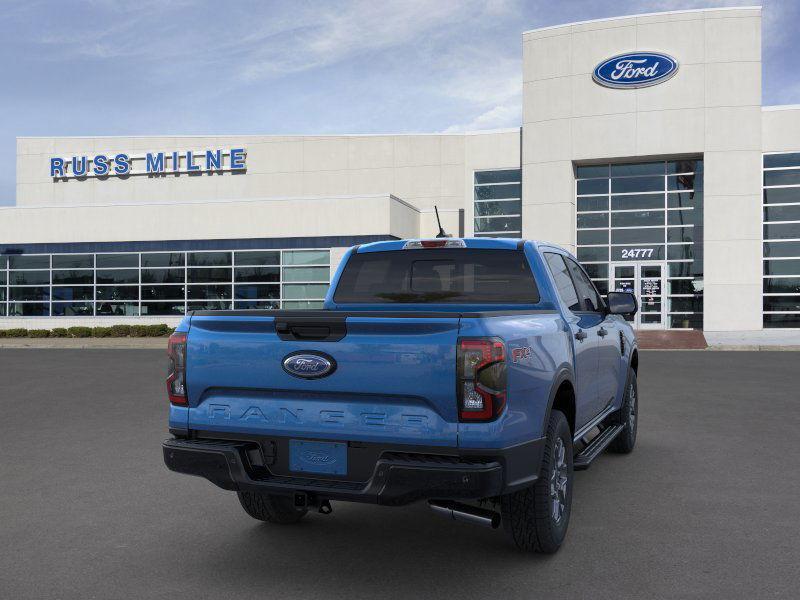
[[163, 238, 639, 553]]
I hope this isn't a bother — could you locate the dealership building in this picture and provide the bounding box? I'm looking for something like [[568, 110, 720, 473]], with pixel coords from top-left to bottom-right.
[[2, 6, 799, 337]]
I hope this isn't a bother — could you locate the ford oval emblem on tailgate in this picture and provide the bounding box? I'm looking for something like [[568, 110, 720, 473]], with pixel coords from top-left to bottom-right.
[[282, 351, 336, 379]]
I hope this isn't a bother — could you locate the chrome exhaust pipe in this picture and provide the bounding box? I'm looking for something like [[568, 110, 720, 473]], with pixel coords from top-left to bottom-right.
[[428, 500, 500, 529]]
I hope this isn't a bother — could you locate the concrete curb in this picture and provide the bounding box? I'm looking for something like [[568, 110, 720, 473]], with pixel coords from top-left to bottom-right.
[[642, 345, 800, 351], [0, 338, 167, 349], [707, 345, 800, 351]]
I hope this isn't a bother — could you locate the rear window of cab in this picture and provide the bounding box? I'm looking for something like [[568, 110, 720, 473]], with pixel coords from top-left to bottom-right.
[[333, 249, 540, 304]]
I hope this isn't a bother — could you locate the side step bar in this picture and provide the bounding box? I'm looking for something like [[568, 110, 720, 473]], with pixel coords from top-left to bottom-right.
[[573, 424, 624, 471]]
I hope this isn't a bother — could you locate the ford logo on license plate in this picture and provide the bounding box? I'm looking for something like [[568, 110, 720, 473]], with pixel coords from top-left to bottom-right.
[[282, 351, 336, 379]]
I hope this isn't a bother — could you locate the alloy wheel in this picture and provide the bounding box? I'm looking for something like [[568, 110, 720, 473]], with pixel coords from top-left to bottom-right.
[[549, 437, 569, 524], [628, 383, 637, 431]]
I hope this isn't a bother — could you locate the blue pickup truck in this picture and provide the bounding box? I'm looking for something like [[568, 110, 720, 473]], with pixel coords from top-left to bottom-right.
[[163, 238, 639, 553]]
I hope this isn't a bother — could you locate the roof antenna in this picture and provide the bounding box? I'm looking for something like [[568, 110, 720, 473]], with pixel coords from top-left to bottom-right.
[[434, 205, 451, 238]]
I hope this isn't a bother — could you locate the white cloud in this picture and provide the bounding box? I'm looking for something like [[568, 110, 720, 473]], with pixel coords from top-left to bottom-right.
[[438, 53, 522, 132], [6, 0, 800, 129], [29, 1, 192, 59], [235, 0, 496, 82], [762, 0, 797, 50], [442, 103, 521, 132]]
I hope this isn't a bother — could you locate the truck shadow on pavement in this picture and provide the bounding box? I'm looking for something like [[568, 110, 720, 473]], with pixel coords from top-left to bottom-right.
[[183, 486, 584, 598]]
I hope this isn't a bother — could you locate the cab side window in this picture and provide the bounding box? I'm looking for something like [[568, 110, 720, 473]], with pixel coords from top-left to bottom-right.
[[544, 253, 581, 312], [564, 257, 604, 313]]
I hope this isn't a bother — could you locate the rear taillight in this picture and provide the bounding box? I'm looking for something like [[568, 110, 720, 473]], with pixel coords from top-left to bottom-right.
[[166, 332, 187, 406], [457, 337, 506, 421]]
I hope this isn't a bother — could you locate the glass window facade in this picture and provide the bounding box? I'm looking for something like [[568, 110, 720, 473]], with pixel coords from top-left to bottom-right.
[[1, 248, 330, 317], [474, 169, 521, 238], [763, 153, 800, 328], [576, 159, 704, 329]]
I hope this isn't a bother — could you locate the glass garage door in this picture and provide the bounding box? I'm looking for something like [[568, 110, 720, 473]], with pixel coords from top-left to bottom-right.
[[576, 159, 704, 330], [763, 152, 800, 328]]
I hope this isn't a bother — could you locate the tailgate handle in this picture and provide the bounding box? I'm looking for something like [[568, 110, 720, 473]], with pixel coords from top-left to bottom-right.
[[275, 318, 347, 342]]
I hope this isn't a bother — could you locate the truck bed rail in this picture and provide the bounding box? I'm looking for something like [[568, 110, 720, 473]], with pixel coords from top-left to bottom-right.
[[189, 309, 557, 318]]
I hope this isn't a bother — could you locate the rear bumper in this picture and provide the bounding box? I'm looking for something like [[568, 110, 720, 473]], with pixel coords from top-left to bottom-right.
[[162, 436, 545, 506]]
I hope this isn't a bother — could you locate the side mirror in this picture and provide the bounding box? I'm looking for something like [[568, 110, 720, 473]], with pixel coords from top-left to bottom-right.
[[607, 291, 638, 316]]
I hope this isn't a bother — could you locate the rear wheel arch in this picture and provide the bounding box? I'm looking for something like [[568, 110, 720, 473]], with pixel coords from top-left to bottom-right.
[[545, 373, 576, 438]]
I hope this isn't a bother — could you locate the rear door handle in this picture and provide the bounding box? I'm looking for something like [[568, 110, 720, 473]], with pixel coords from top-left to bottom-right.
[[598, 327, 608, 338], [574, 330, 587, 341]]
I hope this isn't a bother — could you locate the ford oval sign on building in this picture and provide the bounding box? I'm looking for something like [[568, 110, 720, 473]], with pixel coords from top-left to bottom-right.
[[593, 52, 679, 89]]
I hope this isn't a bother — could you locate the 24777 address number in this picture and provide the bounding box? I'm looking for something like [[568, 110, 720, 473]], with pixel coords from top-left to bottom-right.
[[620, 248, 655, 259]]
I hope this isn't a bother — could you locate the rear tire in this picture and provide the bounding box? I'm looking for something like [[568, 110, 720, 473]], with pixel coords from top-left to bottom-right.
[[237, 491, 307, 524], [610, 368, 638, 454], [500, 409, 573, 553]]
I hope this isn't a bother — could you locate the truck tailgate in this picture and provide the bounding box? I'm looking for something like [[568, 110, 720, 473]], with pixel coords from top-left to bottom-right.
[[185, 313, 460, 446]]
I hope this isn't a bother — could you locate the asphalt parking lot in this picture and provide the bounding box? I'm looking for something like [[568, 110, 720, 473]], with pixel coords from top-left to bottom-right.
[[1, 349, 798, 599]]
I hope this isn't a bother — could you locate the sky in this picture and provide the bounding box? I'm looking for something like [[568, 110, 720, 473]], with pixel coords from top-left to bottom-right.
[[1, 0, 798, 206]]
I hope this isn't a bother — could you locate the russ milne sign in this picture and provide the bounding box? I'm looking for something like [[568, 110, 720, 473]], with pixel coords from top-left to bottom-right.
[[50, 148, 246, 179], [593, 52, 678, 89]]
